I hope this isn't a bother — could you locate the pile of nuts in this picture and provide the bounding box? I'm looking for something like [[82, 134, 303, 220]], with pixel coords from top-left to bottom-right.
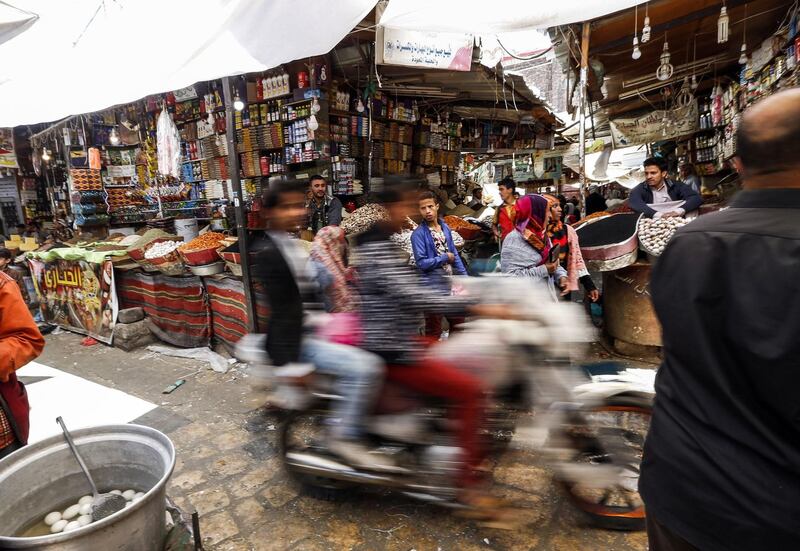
[[390, 229, 415, 265], [144, 240, 181, 259], [637, 216, 691, 256], [341, 204, 389, 235]]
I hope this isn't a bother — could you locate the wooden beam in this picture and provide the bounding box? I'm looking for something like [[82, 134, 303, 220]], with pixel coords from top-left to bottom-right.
[[593, 0, 756, 55]]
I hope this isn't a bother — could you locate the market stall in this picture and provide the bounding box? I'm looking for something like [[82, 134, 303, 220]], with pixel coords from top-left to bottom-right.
[[552, 0, 798, 351]]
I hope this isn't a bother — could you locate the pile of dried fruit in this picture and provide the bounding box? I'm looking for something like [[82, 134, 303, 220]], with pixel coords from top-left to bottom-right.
[[443, 216, 480, 231], [179, 232, 226, 252]]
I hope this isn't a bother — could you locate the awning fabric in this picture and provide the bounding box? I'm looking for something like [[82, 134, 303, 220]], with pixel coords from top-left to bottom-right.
[[379, 0, 647, 34], [0, 1, 37, 46], [0, 0, 377, 127]]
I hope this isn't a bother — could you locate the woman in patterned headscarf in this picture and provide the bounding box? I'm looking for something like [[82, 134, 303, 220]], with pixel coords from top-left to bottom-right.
[[309, 226, 358, 313], [500, 194, 568, 301], [543, 194, 599, 302]]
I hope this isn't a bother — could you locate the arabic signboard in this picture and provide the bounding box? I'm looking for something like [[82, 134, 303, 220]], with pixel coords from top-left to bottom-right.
[[379, 27, 473, 71], [0, 128, 18, 168], [28, 258, 118, 344], [609, 101, 698, 148]]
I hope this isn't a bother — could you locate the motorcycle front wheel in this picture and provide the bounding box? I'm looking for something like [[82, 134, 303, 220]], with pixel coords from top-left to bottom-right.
[[280, 410, 355, 500], [560, 394, 652, 531]]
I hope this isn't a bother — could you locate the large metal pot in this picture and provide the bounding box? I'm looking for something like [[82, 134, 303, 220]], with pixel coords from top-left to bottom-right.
[[0, 424, 175, 550]]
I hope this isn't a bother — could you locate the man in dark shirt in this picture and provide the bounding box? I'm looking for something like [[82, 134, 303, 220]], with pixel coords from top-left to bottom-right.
[[305, 175, 342, 234], [640, 88, 800, 551], [584, 185, 607, 216], [629, 157, 702, 218]]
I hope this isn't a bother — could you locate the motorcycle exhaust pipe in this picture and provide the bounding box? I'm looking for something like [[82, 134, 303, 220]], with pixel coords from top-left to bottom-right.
[[284, 452, 400, 486]]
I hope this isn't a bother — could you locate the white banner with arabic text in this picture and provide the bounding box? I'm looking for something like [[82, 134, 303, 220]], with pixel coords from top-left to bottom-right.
[[610, 101, 698, 148], [378, 27, 473, 71]]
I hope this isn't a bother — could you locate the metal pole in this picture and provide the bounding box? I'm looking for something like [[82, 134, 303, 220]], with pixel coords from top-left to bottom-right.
[[578, 22, 591, 217], [222, 76, 256, 332]]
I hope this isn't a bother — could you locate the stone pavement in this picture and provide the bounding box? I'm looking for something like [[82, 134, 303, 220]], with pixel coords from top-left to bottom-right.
[[38, 332, 650, 551]]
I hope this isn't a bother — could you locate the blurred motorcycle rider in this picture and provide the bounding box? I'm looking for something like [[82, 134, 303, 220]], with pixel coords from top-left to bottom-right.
[[351, 181, 495, 505], [251, 181, 395, 472]]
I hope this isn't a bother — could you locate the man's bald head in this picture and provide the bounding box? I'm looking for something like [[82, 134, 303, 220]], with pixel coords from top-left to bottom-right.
[[736, 89, 800, 181]]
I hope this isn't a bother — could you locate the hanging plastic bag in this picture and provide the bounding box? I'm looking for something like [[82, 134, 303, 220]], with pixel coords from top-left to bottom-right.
[[156, 108, 181, 179]]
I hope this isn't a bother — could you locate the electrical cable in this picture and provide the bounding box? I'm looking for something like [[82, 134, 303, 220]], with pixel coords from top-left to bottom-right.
[[495, 37, 554, 61]]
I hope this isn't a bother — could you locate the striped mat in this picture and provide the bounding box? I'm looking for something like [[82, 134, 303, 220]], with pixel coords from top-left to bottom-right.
[[116, 271, 211, 347], [204, 275, 270, 347]]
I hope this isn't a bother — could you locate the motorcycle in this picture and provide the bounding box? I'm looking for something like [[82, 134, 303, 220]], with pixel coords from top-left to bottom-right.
[[236, 277, 653, 530]]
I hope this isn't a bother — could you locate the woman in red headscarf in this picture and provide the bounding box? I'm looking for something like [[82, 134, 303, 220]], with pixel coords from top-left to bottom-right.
[[499, 194, 568, 301]]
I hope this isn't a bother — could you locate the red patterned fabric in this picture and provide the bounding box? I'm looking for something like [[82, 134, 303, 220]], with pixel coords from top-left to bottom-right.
[[116, 271, 211, 347], [204, 276, 270, 347], [0, 407, 13, 449]]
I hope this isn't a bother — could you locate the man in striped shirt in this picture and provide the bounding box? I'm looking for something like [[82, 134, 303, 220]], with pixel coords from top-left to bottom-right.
[[351, 184, 492, 501]]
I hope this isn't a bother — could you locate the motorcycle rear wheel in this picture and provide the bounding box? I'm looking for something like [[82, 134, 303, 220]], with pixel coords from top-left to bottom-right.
[[560, 394, 652, 531], [280, 410, 355, 500]]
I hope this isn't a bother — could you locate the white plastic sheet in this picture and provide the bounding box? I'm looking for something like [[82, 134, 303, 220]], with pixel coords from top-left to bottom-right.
[[0, 0, 376, 126], [379, 0, 648, 34], [146, 345, 231, 374]]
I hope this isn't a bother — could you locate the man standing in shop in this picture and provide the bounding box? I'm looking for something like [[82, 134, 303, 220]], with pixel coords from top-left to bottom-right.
[[640, 88, 800, 550], [411, 191, 467, 339], [305, 175, 342, 234], [584, 185, 607, 216], [493, 177, 517, 243], [0, 266, 45, 459], [629, 157, 702, 218]]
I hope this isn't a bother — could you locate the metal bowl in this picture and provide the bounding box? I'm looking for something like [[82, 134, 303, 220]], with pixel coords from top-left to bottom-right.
[[0, 424, 175, 550], [188, 262, 225, 276]]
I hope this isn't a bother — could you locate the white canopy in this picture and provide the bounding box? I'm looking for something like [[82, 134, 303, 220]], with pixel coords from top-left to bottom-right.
[[379, 0, 647, 34], [0, 1, 36, 46], [0, 0, 376, 127]]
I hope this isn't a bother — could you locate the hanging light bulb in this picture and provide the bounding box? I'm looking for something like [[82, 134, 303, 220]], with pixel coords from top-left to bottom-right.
[[717, 4, 730, 44], [739, 3, 749, 65], [233, 91, 245, 112], [656, 38, 673, 81], [41, 147, 51, 161], [109, 127, 121, 145], [307, 114, 319, 132], [632, 36, 642, 60], [631, 6, 642, 60], [356, 98, 365, 113], [311, 97, 321, 114], [641, 3, 651, 43]]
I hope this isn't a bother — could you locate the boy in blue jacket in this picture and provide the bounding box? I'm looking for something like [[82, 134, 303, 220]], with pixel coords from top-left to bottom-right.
[[411, 191, 467, 338]]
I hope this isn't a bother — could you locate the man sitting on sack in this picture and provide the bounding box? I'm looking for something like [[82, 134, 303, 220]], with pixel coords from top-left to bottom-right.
[[629, 157, 703, 218]]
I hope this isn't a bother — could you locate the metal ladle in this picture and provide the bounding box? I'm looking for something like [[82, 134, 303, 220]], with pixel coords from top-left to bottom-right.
[[56, 417, 127, 522]]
